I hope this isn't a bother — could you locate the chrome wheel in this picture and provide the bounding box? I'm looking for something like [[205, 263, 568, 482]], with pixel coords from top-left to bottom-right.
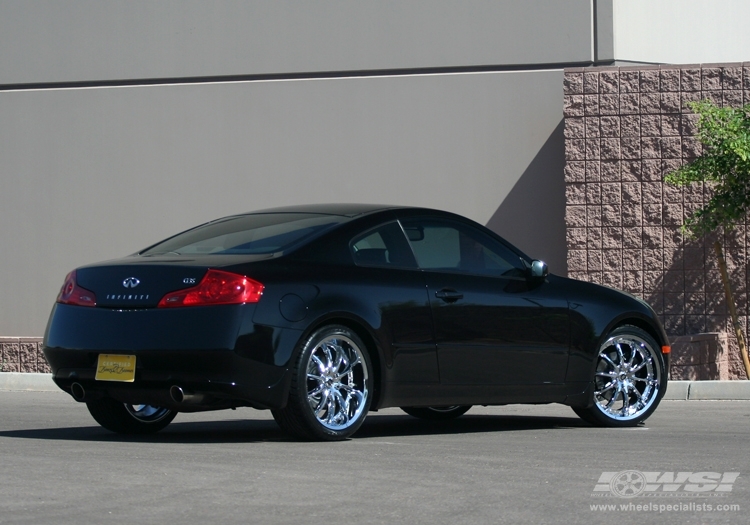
[[306, 334, 369, 431], [86, 398, 176, 434], [124, 404, 174, 423], [593, 334, 660, 421], [573, 325, 665, 427], [401, 405, 471, 420], [426, 406, 462, 413], [272, 325, 373, 441]]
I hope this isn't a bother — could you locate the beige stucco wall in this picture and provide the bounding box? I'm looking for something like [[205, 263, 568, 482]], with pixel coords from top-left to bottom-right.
[[1, 70, 566, 336], [614, 0, 750, 64]]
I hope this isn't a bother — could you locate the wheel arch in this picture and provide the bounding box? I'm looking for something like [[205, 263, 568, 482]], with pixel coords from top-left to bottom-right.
[[294, 313, 386, 410], [606, 315, 670, 371], [610, 317, 667, 348], [568, 313, 670, 387]]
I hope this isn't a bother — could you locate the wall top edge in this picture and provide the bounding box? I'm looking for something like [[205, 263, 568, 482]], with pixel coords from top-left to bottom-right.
[[0, 337, 43, 343], [0, 63, 579, 92], [564, 62, 750, 73], [697, 62, 747, 69]]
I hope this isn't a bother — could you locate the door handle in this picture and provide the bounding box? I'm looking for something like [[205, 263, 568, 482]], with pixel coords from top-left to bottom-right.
[[435, 289, 463, 302]]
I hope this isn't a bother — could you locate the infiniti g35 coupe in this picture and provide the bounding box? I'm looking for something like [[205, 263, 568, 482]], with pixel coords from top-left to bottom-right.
[[43, 204, 669, 441]]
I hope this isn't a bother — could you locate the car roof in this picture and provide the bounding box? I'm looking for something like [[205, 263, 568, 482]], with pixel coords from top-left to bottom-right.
[[240, 203, 408, 218]]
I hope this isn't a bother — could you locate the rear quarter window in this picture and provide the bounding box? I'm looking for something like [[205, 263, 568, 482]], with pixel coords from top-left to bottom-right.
[[350, 222, 417, 269]]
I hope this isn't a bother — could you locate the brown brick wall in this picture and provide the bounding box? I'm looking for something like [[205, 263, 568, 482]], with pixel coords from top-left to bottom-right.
[[0, 337, 48, 373], [564, 63, 750, 380], [671, 333, 729, 381]]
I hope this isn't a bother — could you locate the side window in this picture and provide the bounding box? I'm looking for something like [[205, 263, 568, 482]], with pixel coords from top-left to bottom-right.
[[404, 225, 461, 269], [401, 218, 525, 277], [350, 222, 418, 269]]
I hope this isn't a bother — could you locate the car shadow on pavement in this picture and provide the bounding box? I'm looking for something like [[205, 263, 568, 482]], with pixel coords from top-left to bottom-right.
[[0, 418, 284, 444], [357, 413, 590, 439], [0, 412, 592, 444]]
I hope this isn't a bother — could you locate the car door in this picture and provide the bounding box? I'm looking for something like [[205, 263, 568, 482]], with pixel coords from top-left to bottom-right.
[[349, 221, 438, 386], [399, 217, 570, 386]]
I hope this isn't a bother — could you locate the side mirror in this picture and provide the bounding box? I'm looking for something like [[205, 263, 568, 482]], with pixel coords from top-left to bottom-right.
[[530, 260, 548, 279]]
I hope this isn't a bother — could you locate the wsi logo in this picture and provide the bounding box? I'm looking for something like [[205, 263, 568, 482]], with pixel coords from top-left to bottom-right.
[[122, 277, 140, 288], [593, 471, 740, 498]]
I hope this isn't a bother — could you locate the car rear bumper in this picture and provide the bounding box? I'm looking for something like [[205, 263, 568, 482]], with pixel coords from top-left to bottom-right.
[[45, 347, 291, 411], [43, 303, 297, 410]]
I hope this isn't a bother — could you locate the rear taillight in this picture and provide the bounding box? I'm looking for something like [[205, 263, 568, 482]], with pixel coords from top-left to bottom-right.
[[157, 269, 264, 308], [56, 270, 97, 307]]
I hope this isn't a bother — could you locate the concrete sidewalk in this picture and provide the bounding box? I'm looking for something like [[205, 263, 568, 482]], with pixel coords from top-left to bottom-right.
[[0, 373, 58, 392], [1, 372, 749, 399]]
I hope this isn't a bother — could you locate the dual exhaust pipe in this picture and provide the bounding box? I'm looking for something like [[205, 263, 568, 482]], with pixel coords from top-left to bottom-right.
[[70, 382, 87, 401], [70, 382, 103, 402], [169, 385, 206, 405], [69, 382, 205, 406]]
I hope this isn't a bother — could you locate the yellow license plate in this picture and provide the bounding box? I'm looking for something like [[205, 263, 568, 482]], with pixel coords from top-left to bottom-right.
[[95, 354, 136, 382]]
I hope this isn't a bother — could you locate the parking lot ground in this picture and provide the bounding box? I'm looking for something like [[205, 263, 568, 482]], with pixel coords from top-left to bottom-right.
[[1, 392, 748, 524]]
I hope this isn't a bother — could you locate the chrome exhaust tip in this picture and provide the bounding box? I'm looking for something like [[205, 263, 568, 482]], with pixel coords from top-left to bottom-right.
[[170, 385, 205, 405], [70, 382, 86, 402], [170, 385, 185, 403]]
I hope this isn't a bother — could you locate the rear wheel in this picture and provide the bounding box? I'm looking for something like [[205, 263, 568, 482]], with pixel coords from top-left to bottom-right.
[[401, 405, 471, 420], [272, 325, 372, 441], [85, 398, 176, 434], [573, 325, 665, 427]]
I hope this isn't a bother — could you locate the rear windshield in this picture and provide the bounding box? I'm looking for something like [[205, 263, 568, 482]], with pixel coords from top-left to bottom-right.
[[140, 213, 347, 256]]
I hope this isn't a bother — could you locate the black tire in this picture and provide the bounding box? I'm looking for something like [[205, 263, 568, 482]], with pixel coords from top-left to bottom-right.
[[85, 398, 176, 434], [573, 325, 666, 427], [272, 325, 373, 441], [400, 405, 472, 420]]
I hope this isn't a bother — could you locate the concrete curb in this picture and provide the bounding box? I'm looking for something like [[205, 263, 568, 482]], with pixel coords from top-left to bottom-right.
[[664, 380, 750, 400], [1, 374, 750, 398]]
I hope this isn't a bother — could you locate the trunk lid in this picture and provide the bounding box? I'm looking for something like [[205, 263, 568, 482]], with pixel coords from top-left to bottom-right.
[[75, 254, 272, 308]]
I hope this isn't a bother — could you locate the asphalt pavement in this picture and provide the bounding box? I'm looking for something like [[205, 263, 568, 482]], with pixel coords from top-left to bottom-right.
[[0, 391, 748, 524]]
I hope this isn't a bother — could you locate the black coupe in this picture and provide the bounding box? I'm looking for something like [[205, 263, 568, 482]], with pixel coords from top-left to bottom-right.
[[43, 204, 669, 440]]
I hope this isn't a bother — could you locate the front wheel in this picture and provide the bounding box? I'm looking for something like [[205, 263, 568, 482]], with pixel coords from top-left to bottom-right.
[[272, 325, 373, 441], [573, 325, 666, 427], [85, 398, 176, 434], [401, 406, 471, 420]]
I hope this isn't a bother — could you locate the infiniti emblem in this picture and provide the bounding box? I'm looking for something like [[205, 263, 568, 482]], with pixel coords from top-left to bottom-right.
[[122, 277, 140, 288]]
